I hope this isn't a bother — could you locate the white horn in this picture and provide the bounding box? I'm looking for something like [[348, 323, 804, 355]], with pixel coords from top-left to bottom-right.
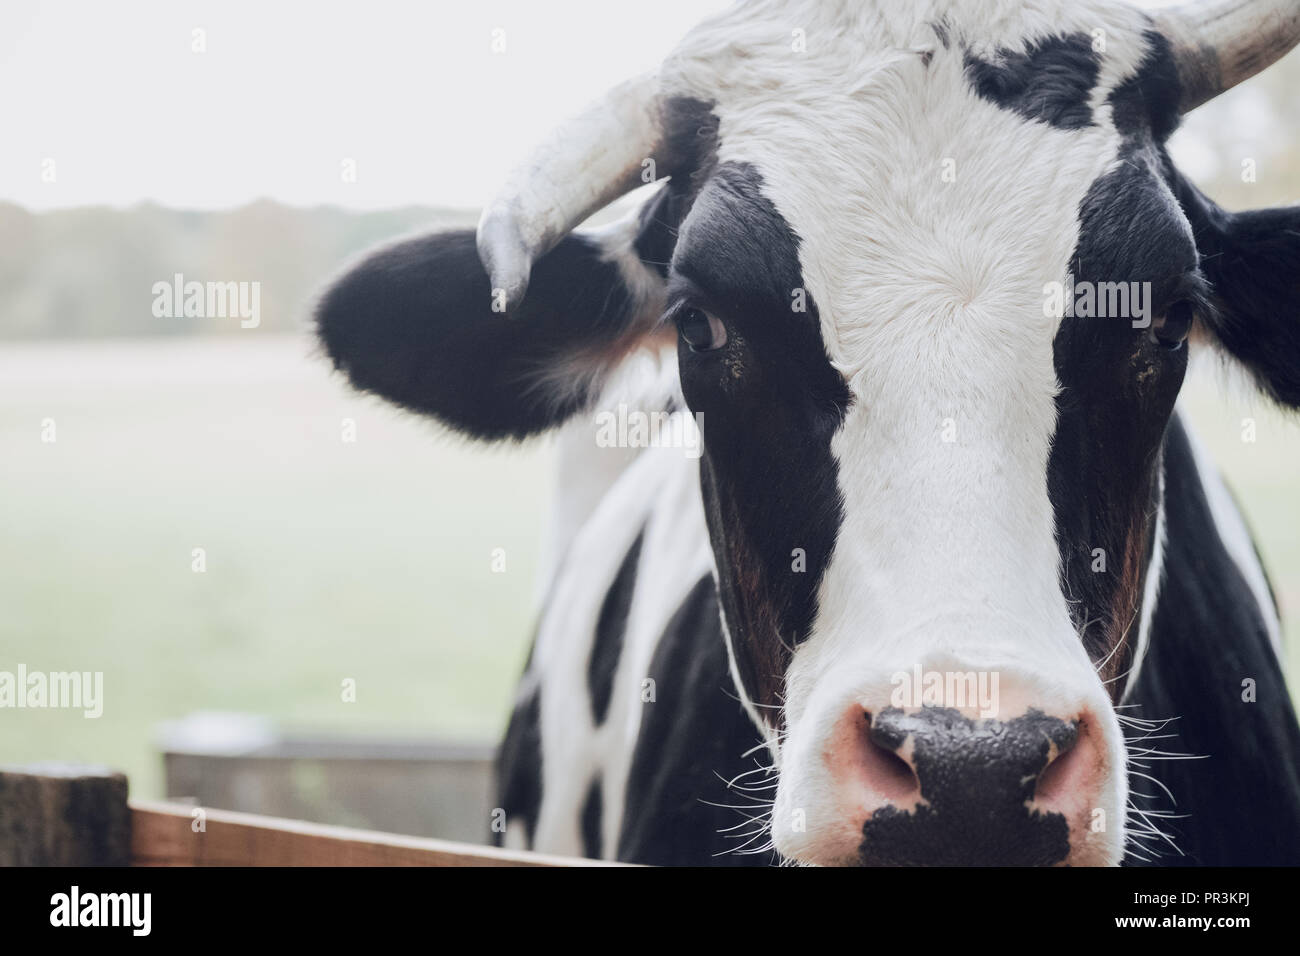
[[476, 72, 670, 310], [1155, 0, 1300, 112]]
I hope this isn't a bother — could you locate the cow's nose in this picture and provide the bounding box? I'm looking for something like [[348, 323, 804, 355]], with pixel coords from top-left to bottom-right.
[[845, 705, 1098, 866]]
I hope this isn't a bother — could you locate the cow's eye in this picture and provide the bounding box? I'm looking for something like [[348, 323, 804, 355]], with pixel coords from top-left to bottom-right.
[[1149, 300, 1194, 350], [675, 307, 728, 352]]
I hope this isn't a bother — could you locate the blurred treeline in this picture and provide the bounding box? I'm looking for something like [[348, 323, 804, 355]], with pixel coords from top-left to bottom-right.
[[0, 201, 475, 339]]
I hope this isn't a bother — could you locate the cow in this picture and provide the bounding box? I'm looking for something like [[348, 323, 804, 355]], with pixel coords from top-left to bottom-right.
[[316, 0, 1300, 865]]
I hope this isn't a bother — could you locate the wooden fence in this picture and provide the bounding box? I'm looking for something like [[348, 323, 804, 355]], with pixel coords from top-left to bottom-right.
[[0, 764, 606, 867]]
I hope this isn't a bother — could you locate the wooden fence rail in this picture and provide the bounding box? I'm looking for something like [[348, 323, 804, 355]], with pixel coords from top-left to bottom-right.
[[129, 800, 604, 866], [0, 764, 608, 867]]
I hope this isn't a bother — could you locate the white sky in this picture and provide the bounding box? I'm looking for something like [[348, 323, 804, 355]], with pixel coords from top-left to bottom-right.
[[0, 0, 1267, 211], [0, 0, 729, 210]]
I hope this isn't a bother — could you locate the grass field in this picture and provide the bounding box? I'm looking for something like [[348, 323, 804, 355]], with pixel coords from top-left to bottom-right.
[[0, 335, 552, 797], [1, 334, 1297, 799]]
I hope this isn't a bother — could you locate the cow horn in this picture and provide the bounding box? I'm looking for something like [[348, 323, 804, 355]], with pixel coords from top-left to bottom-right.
[[476, 72, 669, 310], [1155, 0, 1300, 113]]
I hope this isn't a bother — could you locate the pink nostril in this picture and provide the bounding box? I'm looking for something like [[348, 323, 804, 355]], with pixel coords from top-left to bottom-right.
[[859, 712, 921, 801], [1034, 716, 1099, 810]]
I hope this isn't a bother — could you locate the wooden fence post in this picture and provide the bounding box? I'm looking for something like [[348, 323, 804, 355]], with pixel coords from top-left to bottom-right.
[[0, 763, 131, 866]]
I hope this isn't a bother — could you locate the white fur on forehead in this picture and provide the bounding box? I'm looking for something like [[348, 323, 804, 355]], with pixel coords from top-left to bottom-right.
[[661, 0, 1159, 382], [665, 0, 1155, 72]]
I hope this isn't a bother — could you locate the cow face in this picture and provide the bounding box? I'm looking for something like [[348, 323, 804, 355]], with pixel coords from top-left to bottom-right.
[[316, 0, 1300, 865], [660, 0, 1199, 868]]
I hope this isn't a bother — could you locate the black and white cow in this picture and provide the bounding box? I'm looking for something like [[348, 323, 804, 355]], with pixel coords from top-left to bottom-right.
[[317, 0, 1300, 865]]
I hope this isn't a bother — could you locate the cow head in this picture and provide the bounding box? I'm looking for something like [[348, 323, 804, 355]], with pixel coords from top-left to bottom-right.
[[317, 0, 1300, 866]]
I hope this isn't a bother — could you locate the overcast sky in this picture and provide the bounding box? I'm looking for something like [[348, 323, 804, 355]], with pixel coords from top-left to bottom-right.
[[0, 0, 729, 210], [0, 0, 1274, 211]]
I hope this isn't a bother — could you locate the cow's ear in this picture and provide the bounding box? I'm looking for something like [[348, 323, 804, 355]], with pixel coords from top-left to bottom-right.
[[315, 217, 669, 441], [1170, 167, 1300, 407]]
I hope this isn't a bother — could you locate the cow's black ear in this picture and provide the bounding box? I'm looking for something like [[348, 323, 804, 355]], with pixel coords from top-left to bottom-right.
[[1170, 168, 1300, 407], [315, 227, 664, 441]]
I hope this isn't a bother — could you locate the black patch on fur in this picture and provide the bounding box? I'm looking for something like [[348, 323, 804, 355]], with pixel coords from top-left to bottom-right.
[[617, 576, 775, 865], [859, 707, 1073, 866], [1049, 143, 1199, 693], [1124, 417, 1300, 865], [1108, 30, 1183, 142], [670, 161, 851, 719], [493, 686, 542, 846], [588, 530, 644, 725], [580, 776, 603, 859], [964, 33, 1100, 130]]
